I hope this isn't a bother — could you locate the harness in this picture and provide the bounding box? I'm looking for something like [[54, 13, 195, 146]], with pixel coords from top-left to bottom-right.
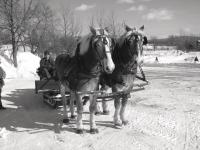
[[68, 35, 112, 90], [110, 33, 145, 86]]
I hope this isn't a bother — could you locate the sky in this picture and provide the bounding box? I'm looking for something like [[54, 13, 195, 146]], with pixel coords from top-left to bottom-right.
[[44, 0, 200, 38]]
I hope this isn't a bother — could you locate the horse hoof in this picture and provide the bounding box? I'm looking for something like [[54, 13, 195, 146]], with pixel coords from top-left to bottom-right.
[[103, 110, 110, 115], [76, 129, 84, 134], [90, 128, 99, 134], [63, 118, 70, 124], [114, 122, 122, 129], [71, 115, 76, 119], [122, 120, 129, 126], [95, 111, 101, 116]]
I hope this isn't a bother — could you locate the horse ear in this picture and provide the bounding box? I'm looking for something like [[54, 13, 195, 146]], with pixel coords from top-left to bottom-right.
[[139, 25, 144, 31], [104, 27, 110, 33], [89, 26, 96, 35], [125, 25, 132, 32]]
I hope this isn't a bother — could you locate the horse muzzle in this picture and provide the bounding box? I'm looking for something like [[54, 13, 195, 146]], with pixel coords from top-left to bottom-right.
[[103, 59, 115, 74]]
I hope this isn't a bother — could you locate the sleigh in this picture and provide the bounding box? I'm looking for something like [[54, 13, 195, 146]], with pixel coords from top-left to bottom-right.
[[35, 68, 149, 109]]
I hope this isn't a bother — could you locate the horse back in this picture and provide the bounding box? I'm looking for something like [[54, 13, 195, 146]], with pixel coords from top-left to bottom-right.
[[55, 54, 77, 81]]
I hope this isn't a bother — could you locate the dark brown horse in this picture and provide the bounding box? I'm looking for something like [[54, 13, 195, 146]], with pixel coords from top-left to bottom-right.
[[100, 25, 147, 128], [55, 27, 115, 134]]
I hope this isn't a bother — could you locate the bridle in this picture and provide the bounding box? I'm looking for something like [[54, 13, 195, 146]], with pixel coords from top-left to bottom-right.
[[77, 34, 113, 77], [92, 35, 112, 60], [91, 35, 113, 72], [125, 33, 144, 57]]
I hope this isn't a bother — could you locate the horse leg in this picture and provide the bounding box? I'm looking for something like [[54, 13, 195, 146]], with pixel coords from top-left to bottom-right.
[[70, 91, 76, 119], [114, 96, 122, 127], [76, 93, 84, 134], [102, 98, 109, 115], [101, 85, 110, 115], [89, 94, 99, 134], [60, 83, 69, 124], [120, 95, 129, 125], [95, 102, 101, 115]]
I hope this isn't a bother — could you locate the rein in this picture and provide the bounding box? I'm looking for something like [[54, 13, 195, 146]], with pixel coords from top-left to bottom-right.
[[136, 65, 148, 83]]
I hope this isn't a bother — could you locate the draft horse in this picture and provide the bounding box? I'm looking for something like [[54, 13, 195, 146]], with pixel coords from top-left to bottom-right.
[[100, 25, 147, 128], [55, 27, 115, 134]]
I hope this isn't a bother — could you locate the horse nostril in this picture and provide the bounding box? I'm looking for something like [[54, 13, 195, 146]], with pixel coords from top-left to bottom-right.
[[106, 66, 109, 71]]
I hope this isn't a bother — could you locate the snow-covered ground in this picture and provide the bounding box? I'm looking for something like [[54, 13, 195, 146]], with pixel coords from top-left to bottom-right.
[[0, 49, 200, 150], [0, 64, 200, 150], [143, 50, 200, 64]]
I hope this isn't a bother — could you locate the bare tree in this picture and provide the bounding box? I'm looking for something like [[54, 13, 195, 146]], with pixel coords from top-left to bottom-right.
[[105, 11, 124, 38], [0, 0, 39, 67], [58, 5, 82, 55], [59, 5, 82, 37], [26, 2, 58, 55], [89, 11, 124, 38]]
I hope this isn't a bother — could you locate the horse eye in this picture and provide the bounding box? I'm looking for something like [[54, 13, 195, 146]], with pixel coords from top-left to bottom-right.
[[96, 42, 101, 46], [103, 38, 108, 45]]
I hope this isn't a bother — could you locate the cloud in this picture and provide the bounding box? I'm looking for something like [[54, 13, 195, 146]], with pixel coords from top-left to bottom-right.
[[126, 5, 146, 11], [75, 4, 96, 11], [180, 27, 191, 34], [117, 0, 135, 4], [143, 9, 173, 20]]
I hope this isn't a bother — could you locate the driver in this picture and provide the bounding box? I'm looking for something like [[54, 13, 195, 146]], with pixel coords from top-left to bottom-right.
[[38, 51, 55, 80]]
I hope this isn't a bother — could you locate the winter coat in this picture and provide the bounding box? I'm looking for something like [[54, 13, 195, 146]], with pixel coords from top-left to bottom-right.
[[40, 57, 55, 70], [0, 66, 6, 88]]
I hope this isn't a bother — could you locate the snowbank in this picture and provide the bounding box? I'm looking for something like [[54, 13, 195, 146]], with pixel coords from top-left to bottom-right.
[[0, 52, 40, 80], [0, 55, 17, 79], [143, 50, 200, 64], [17, 52, 40, 79]]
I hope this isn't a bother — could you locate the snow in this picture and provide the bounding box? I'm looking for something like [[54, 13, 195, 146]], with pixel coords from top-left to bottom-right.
[[0, 45, 200, 149], [1, 64, 200, 150], [0, 51, 40, 80], [16, 52, 40, 79]]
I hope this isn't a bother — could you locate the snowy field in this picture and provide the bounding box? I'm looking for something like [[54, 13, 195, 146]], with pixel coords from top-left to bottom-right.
[[0, 50, 200, 150], [0, 63, 200, 150], [143, 50, 200, 64]]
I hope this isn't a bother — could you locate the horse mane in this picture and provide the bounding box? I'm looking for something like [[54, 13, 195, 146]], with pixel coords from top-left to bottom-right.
[[77, 34, 93, 55], [112, 30, 138, 66], [117, 31, 132, 47]]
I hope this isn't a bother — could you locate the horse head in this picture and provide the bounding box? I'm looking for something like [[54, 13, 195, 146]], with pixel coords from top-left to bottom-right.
[[123, 25, 148, 65], [89, 26, 115, 74]]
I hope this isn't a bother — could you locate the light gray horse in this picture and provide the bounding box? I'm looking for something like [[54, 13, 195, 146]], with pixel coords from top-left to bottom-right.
[[55, 27, 115, 134]]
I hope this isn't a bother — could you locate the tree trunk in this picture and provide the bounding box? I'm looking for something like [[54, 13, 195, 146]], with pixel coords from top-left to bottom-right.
[[11, 23, 18, 67], [10, 0, 18, 67], [12, 38, 18, 67]]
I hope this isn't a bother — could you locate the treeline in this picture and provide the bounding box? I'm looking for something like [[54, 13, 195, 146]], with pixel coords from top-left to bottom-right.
[[0, 0, 83, 67], [0, 0, 124, 67], [149, 35, 200, 52]]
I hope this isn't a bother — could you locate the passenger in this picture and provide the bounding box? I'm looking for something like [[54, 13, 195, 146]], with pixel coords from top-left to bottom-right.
[[0, 58, 6, 110], [38, 51, 55, 80]]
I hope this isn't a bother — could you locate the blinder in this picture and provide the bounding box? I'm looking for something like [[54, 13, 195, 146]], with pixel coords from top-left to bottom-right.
[[143, 36, 148, 45], [92, 35, 112, 60]]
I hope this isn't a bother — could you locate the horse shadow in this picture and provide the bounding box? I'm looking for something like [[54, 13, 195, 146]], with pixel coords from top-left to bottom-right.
[[0, 89, 115, 134]]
